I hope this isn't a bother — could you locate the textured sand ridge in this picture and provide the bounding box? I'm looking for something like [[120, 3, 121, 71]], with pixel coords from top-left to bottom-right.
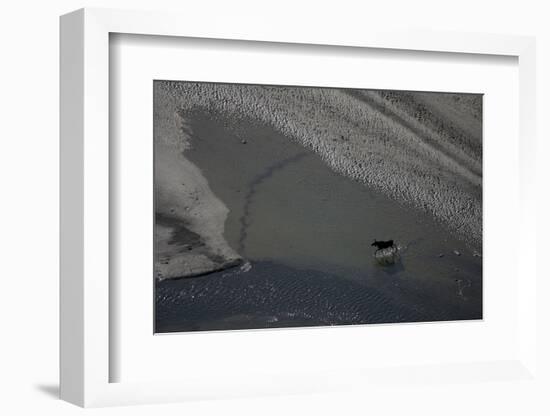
[[154, 90, 242, 280], [155, 81, 482, 269]]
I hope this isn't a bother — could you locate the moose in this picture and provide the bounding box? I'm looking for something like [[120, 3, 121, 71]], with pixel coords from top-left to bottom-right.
[[371, 239, 395, 252]]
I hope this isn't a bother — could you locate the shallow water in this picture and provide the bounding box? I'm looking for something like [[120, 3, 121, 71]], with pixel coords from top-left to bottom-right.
[[155, 111, 482, 332], [156, 260, 480, 332]]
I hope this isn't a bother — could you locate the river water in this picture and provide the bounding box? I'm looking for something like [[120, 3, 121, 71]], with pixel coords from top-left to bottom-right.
[[155, 111, 482, 332]]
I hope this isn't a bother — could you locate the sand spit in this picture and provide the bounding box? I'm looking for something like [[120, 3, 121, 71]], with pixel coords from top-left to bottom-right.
[[154, 91, 242, 280], [156, 81, 482, 250]]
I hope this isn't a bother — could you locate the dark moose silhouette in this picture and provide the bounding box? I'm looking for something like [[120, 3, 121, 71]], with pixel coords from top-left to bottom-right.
[[371, 239, 395, 252]]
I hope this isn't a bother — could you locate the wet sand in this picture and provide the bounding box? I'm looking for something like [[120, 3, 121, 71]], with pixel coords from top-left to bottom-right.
[[156, 81, 483, 248], [154, 88, 242, 280]]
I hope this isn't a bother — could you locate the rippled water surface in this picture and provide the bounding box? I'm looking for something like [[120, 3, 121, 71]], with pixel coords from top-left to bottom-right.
[[156, 259, 480, 333]]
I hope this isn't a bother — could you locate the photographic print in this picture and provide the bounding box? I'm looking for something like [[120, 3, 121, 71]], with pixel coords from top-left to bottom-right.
[[154, 81, 482, 333]]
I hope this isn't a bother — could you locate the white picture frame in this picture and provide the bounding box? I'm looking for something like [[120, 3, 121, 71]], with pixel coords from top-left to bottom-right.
[[60, 7, 538, 408]]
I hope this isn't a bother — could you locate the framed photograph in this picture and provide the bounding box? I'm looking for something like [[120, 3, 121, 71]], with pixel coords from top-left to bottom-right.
[[152, 80, 483, 333], [60, 8, 538, 408]]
